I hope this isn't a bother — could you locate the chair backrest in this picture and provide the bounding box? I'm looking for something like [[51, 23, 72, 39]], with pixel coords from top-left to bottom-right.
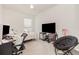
[[21, 33, 28, 42], [18, 33, 28, 50], [54, 36, 78, 50]]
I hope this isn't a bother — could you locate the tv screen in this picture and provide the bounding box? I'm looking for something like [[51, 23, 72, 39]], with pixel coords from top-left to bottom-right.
[[42, 23, 56, 33], [3, 25, 10, 35]]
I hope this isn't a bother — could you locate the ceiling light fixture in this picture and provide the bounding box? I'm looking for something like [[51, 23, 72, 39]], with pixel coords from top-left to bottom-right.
[[30, 4, 34, 9]]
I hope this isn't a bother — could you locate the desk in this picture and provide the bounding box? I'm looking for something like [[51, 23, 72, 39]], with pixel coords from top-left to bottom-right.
[[0, 34, 23, 55], [0, 39, 16, 55], [2, 39, 16, 44], [0, 41, 13, 55]]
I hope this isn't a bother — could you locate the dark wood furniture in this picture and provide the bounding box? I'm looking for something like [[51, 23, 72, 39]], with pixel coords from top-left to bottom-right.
[[0, 42, 13, 55]]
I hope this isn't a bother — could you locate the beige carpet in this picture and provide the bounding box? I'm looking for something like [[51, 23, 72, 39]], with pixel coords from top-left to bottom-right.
[[22, 39, 55, 55]]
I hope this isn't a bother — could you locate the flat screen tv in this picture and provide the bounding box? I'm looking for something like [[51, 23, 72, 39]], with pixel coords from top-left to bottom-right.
[[3, 25, 10, 35], [42, 23, 56, 33]]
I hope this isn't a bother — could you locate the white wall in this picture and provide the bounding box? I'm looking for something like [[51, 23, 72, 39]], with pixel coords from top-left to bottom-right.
[[0, 5, 3, 43], [51, 5, 77, 37], [35, 5, 78, 39], [75, 5, 79, 39], [2, 8, 35, 35]]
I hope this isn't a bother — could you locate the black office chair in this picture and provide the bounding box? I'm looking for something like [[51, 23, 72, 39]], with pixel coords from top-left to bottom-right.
[[21, 33, 28, 43], [54, 36, 78, 55], [12, 33, 28, 55]]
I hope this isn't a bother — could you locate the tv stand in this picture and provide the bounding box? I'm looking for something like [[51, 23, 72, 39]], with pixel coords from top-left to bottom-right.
[[39, 32, 57, 43]]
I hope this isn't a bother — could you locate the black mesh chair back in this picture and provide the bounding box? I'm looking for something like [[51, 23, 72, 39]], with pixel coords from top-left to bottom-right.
[[19, 33, 28, 50], [21, 33, 28, 42]]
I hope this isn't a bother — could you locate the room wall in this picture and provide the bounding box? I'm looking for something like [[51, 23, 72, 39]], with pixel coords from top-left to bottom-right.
[[35, 5, 78, 39], [2, 7, 35, 35], [2, 4, 79, 40], [0, 5, 3, 43], [75, 5, 79, 39]]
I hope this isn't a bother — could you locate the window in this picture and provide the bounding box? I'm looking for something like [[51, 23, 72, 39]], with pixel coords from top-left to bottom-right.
[[24, 18, 32, 32]]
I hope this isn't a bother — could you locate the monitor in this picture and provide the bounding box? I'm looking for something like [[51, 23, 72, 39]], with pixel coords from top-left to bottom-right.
[[3, 25, 10, 35]]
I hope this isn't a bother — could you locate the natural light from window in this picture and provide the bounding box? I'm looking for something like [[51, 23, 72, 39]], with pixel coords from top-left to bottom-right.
[[24, 18, 32, 32]]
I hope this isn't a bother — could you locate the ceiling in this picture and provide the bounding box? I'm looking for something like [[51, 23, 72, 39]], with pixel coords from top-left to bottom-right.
[[3, 4, 56, 16]]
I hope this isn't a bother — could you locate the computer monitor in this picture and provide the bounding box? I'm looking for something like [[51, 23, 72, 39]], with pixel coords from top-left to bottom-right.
[[3, 25, 10, 35]]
